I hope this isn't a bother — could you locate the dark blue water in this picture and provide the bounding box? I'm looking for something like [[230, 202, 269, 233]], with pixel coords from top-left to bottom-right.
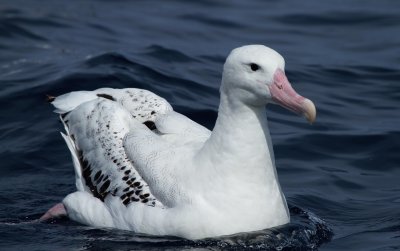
[[1, 0, 399, 250]]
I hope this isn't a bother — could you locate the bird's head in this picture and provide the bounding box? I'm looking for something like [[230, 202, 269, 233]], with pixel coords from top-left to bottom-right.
[[221, 45, 316, 123]]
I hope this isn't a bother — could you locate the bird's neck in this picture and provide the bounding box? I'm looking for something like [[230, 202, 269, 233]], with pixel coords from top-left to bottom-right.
[[199, 89, 276, 178], [193, 86, 289, 225]]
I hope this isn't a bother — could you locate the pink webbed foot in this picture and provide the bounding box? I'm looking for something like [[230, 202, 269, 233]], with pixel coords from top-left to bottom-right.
[[39, 203, 67, 221]]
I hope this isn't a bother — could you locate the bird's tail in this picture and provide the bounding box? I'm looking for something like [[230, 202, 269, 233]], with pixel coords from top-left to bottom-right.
[[48, 91, 98, 114]]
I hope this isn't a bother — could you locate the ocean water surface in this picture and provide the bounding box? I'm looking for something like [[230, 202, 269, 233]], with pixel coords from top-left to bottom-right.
[[0, 0, 399, 250]]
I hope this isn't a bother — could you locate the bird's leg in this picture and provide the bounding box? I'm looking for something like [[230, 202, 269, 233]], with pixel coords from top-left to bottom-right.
[[39, 203, 67, 221]]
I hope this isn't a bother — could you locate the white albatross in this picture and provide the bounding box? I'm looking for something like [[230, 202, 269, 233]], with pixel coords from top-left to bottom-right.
[[41, 45, 316, 240]]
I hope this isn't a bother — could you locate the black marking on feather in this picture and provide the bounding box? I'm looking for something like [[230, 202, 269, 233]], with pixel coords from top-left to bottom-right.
[[93, 171, 102, 181], [82, 165, 91, 179], [46, 94, 56, 103], [77, 150, 108, 201], [123, 198, 130, 205], [61, 112, 70, 120], [112, 188, 118, 195], [99, 180, 111, 194], [131, 197, 140, 202], [97, 93, 116, 101], [143, 121, 157, 130], [126, 190, 134, 198]]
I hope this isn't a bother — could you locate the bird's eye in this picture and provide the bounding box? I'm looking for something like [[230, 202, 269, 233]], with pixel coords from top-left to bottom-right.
[[250, 63, 259, 71]]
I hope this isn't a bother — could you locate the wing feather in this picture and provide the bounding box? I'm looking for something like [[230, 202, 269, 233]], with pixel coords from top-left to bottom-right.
[[53, 88, 173, 208], [52, 88, 209, 209]]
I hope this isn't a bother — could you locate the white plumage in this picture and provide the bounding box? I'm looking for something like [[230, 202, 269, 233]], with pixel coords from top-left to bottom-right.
[[46, 45, 316, 239]]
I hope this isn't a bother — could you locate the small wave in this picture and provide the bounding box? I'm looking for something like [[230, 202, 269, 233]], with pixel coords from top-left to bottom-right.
[[274, 12, 400, 26], [0, 19, 47, 41], [179, 14, 245, 29], [144, 45, 199, 63]]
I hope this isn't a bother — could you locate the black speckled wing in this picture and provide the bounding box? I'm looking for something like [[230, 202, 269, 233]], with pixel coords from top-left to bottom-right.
[[55, 88, 173, 208]]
